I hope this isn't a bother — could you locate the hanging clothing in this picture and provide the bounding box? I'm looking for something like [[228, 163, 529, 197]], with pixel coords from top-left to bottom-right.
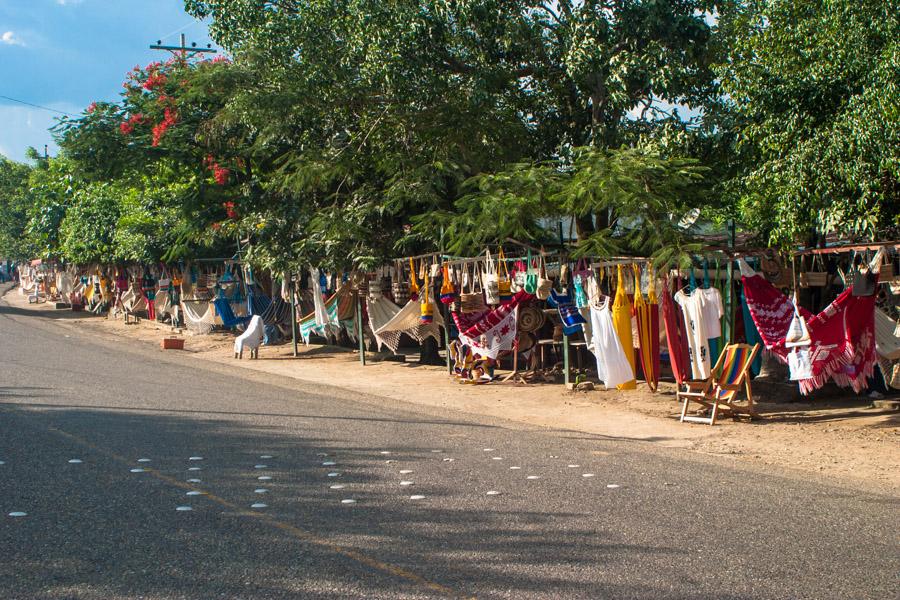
[[612, 266, 636, 390], [662, 278, 691, 385], [675, 288, 717, 379], [588, 298, 634, 389]]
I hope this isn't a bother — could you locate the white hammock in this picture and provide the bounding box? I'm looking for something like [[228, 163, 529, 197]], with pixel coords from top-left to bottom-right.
[[372, 297, 443, 354], [875, 307, 900, 361], [182, 300, 218, 334]]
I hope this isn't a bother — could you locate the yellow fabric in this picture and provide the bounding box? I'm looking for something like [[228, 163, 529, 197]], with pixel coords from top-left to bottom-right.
[[613, 265, 636, 389], [409, 258, 419, 295]]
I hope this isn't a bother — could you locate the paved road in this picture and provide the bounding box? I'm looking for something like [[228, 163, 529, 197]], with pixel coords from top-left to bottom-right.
[[0, 289, 897, 599]]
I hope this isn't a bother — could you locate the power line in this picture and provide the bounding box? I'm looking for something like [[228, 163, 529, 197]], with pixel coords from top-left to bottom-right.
[[0, 95, 76, 117]]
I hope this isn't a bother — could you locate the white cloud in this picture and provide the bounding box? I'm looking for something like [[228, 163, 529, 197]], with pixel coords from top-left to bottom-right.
[[56, 0, 85, 5], [1, 31, 25, 46]]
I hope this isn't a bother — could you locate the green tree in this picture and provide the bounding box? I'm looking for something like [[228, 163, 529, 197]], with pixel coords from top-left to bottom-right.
[[717, 0, 900, 247]]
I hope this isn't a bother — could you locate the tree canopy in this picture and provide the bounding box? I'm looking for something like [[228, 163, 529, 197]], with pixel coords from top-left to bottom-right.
[[0, 1, 896, 268]]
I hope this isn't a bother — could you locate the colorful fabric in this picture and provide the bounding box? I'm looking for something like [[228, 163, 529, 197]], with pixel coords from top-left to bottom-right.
[[674, 287, 721, 379], [741, 262, 878, 395], [459, 306, 519, 360], [633, 269, 660, 390], [612, 265, 636, 390], [662, 277, 691, 385], [740, 286, 763, 376]]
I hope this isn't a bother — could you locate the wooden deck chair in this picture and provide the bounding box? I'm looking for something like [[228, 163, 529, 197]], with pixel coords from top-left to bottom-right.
[[678, 343, 760, 425]]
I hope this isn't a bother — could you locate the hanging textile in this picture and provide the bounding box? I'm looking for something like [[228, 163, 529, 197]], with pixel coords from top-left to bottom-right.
[[874, 307, 900, 361], [366, 294, 402, 351], [740, 259, 879, 395], [674, 285, 722, 380], [612, 265, 636, 390], [633, 265, 660, 391], [458, 306, 520, 360], [662, 278, 691, 385], [588, 298, 634, 389], [373, 298, 444, 354], [739, 286, 763, 377], [182, 300, 217, 334]]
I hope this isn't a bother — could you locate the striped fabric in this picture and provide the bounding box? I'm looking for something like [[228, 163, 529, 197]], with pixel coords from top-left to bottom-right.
[[714, 345, 750, 397]]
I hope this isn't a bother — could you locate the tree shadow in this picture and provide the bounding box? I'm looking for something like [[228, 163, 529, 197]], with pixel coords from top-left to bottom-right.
[[0, 404, 737, 600]]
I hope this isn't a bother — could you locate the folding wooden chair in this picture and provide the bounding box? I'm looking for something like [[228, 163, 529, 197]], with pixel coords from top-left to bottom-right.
[[678, 343, 760, 425]]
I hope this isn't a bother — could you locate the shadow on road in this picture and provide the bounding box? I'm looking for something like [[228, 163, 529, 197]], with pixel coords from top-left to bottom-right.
[[0, 402, 700, 599]]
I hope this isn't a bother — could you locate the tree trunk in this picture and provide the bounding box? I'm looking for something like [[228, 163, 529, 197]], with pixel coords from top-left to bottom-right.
[[418, 337, 444, 366], [575, 214, 595, 241]]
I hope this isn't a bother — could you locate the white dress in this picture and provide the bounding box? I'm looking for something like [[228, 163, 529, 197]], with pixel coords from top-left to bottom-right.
[[589, 298, 635, 389]]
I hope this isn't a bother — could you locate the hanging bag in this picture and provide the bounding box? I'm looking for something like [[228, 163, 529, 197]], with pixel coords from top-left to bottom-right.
[[439, 263, 456, 305], [391, 263, 410, 305], [524, 251, 538, 295], [460, 263, 486, 313], [420, 271, 434, 323], [408, 258, 419, 298], [497, 247, 513, 304], [536, 254, 553, 300], [799, 254, 827, 288], [482, 250, 500, 305]]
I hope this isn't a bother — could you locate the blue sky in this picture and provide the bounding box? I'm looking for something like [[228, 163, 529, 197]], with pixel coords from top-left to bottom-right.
[[0, 0, 214, 162]]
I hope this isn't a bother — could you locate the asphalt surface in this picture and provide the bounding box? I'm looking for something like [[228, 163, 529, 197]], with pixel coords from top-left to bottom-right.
[[0, 287, 897, 599]]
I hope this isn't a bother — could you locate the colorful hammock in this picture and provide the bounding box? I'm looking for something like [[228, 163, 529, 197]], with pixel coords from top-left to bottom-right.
[[213, 297, 251, 328], [613, 265, 636, 390], [740, 260, 878, 395], [661, 276, 691, 385], [633, 267, 660, 391]]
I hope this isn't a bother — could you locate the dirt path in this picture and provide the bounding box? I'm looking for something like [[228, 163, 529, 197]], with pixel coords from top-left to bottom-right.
[[5, 287, 898, 492]]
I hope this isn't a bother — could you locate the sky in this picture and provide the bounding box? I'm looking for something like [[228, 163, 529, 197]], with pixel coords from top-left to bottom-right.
[[0, 0, 215, 162]]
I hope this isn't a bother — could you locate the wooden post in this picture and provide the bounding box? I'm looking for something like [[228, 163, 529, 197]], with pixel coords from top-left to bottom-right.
[[357, 292, 366, 366], [443, 304, 452, 374], [290, 278, 298, 357], [562, 332, 570, 387]]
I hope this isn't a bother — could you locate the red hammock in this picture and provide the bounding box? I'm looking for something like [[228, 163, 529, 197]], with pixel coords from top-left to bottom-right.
[[661, 277, 691, 385], [742, 271, 877, 395], [461, 289, 533, 339]]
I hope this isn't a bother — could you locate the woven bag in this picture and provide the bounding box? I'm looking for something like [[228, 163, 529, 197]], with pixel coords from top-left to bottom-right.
[[536, 256, 552, 300], [460, 263, 486, 313]]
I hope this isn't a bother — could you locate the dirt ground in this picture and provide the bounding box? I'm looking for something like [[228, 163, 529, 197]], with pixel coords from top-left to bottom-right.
[[6, 287, 898, 493]]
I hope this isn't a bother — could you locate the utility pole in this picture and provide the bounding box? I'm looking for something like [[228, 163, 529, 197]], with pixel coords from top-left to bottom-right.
[[149, 33, 217, 58]]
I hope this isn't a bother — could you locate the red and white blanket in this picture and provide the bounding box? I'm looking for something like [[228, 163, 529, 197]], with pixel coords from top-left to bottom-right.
[[742, 270, 877, 395]]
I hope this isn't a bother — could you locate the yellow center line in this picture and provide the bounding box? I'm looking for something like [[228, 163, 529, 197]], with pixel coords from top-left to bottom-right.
[[45, 425, 470, 599]]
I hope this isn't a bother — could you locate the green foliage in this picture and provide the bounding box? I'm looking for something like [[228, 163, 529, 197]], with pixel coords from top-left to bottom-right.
[[58, 184, 120, 264], [0, 157, 36, 260], [717, 0, 900, 247]]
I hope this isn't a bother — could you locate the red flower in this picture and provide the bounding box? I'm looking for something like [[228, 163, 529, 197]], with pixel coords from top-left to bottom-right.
[[223, 201, 237, 219], [86, 102, 97, 114], [120, 121, 134, 135], [213, 164, 230, 185], [143, 71, 167, 91], [211, 222, 222, 231]]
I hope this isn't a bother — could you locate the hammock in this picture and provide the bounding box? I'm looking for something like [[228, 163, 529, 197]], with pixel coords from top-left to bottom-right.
[[661, 277, 691, 385], [740, 259, 878, 395], [299, 292, 341, 344], [374, 298, 444, 354], [367, 295, 402, 351], [634, 275, 660, 391], [248, 291, 290, 326], [182, 300, 218, 334], [460, 289, 532, 339], [613, 266, 636, 390], [875, 307, 900, 361], [213, 297, 251, 329], [154, 290, 172, 318]]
